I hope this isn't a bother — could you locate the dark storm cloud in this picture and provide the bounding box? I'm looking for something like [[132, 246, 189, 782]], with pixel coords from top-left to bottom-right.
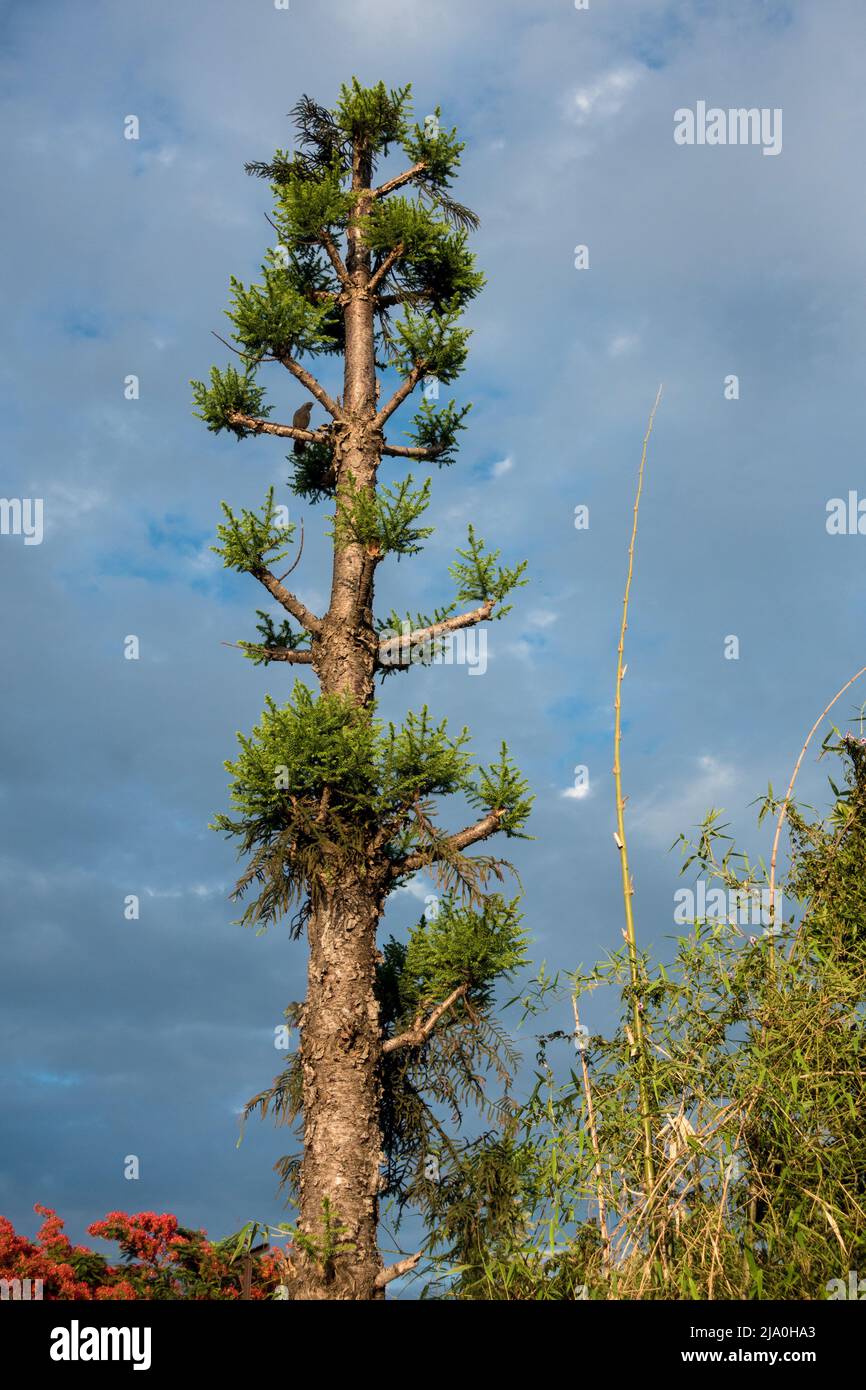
[[2, 0, 866, 1248]]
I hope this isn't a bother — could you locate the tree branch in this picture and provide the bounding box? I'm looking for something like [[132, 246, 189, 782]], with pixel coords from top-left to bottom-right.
[[394, 809, 504, 878], [373, 1251, 423, 1289], [373, 363, 427, 431], [377, 291, 431, 311], [379, 601, 494, 661], [373, 163, 426, 199], [262, 215, 342, 301], [250, 565, 323, 634], [438, 810, 504, 855], [222, 641, 313, 665], [276, 354, 344, 419], [382, 985, 469, 1055], [368, 243, 405, 295], [380, 441, 445, 461], [277, 517, 304, 582], [226, 411, 327, 447], [211, 330, 267, 366], [319, 229, 351, 287]]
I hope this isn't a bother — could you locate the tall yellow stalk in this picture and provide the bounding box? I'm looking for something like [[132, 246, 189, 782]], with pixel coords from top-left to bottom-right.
[[613, 385, 663, 1214]]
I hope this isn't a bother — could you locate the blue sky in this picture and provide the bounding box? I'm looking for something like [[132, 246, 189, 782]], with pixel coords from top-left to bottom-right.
[[2, 0, 866, 1263]]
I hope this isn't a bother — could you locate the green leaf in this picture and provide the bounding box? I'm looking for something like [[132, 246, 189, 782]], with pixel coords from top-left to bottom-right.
[[212, 487, 296, 573], [191, 364, 270, 438]]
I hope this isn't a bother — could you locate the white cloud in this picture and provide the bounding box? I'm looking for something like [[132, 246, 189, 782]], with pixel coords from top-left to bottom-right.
[[185, 543, 220, 576], [565, 66, 641, 126], [491, 455, 514, 478], [630, 755, 740, 847], [528, 608, 557, 629], [502, 638, 535, 664], [140, 146, 178, 171], [393, 875, 434, 904], [561, 783, 592, 801], [143, 881, 226, 900], [443, 498, 475, 524], [608, 332, 640, 358], [42, 484, 106, 533]]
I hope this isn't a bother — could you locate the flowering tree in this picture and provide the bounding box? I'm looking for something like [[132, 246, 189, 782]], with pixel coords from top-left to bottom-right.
[[0, 1206, 282, 1300]]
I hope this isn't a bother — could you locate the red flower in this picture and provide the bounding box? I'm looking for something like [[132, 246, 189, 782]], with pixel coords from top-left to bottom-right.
[[0, 1206, 280, 1300]]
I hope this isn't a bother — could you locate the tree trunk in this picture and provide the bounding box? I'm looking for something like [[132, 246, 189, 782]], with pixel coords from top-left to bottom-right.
[[294, 142, 387, 1300], [295, 872, 386, 1299]]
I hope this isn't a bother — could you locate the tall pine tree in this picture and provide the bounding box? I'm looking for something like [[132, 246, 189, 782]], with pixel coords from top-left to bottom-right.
[[193, 81, 531, 1300]]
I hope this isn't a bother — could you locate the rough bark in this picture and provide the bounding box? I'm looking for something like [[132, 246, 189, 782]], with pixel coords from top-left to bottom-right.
[[293, 141, 389, 1300], [294, 872, 388, 1299]]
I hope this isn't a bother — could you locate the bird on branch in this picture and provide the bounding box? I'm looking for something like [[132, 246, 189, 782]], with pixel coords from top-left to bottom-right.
[[292, 401, 314, 454]]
